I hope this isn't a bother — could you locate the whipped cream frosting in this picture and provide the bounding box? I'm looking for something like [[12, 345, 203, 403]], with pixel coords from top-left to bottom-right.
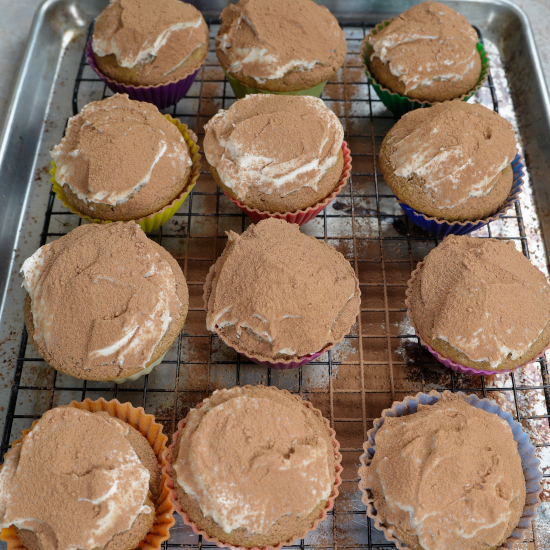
[[22, 222, 182, 379], [93, 0, 206, 75], [0, 407, 151, 550], [217, 0, 345, 83], [204, 95, 343, 200], [204, 219, 360, 362], [174, 386, 333, 535], [364, 394, 526, 550], [386, 101, 516, 210], [369, 1, 479, 93], [52, 94, 191, 207], [411, 236, 550, 368]]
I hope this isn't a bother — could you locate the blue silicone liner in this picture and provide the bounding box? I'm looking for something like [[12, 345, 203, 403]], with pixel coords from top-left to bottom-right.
[[359, 391, 542, 550], [399, 153, 525, 236]]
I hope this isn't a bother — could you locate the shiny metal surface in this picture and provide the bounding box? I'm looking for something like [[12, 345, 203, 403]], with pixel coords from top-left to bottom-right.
[[1, 0, 550, 548]]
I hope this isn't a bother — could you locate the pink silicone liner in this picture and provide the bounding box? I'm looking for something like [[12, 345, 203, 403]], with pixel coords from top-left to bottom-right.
[[405, 261, 550, 376], [163, 392, 343, 550], [86, 37, 202, 110], [225, 141, 352, 226]]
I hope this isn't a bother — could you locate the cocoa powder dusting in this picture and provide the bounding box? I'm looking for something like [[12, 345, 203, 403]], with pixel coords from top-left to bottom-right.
[[217, 0, 345, 80], [173, 386, 335, 536], [369, 1, 479, 93], [93, 0, 208, 79], [22, 222, 183, 379], [386, 102, 516, 210], [52, 94, 191, 210], [410, 235, 550, 368], [203, 219, 361, 362], [0, 407, 151, 550], [204, 95, 343, 200], [362, 393, 526, 550]]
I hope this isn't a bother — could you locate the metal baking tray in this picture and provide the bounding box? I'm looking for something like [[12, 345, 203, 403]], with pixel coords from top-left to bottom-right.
[[1, 0, 550, 548]]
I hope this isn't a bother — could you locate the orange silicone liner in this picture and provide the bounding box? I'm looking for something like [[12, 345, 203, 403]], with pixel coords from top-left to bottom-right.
[[163, 391, 343, 550], [224, 141, 352, 226], [0, 398, 175, 550]]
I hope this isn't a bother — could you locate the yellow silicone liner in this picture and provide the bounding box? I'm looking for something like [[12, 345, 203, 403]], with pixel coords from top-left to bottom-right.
[[50, 115, 201, 233], [0, 398, 175, 550]]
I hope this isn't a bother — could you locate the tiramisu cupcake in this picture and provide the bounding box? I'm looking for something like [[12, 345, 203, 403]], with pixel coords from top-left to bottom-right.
[[204, 94, 350, 223], [203, 219, 361, 369], [21, 222, 188, 382], [88, 0, 209, 108], [359, 391, 539, 550], [362, 1, 489, 115], [380, 101, 521, 235], [51, 94, 200, 232], [166, 385, 342, 548], [406, 235, 550, 375], [216, 0, 347, 98], [0, 401, 173, 550]]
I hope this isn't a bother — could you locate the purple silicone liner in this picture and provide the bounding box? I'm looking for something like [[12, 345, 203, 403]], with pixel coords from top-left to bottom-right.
[[399, 153, 525, 236], [86, 37, 200, 110], [405, 262, 550, 376], [358, 391, 543, 550]]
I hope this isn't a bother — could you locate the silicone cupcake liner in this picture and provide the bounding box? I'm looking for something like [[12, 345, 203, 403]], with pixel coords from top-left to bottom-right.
[[50, 114, 201, 233], [0, 398, 175, 550], [358, 390, 542, 550], [164, 392, 343, 550], [405, 260, 550, 376], [112, 351, 167, 384], [223, 141, 351, 226], [86, 37, 202, 110], [224, 70, 328, 99], [398, 153, 525, 236], [361, 21, 490, 117], [243, 347, 329, 371]]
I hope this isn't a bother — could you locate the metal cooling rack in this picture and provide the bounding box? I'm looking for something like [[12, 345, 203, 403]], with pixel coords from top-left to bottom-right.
[[2, 20, 549, 549]]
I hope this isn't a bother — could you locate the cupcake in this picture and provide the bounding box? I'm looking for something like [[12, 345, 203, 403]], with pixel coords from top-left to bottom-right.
[[89, 0, 209, 108], [363, 1, 488, 113], [203, 218, 360, 368], [21, 222, 188, 382], [0, 403, 166, 550], [406, 235, 550, 374], [216, 0, 346, 97], [359, 391, 535, 550], [380, 101, 519, 233], [204, 94, 349, 220], [166, 385, 342, 548], [51, 94, 199, 229]]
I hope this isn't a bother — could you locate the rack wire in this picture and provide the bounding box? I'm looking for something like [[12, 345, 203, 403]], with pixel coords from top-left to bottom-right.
[[1, 20, 548, 549]]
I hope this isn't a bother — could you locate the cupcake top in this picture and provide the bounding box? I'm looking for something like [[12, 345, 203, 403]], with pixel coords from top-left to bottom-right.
[[382, 102, 516, 216], [368, 1, 479, 94], [22, 222, 187, 380], [364, 393, 526, 550], [51, 94, 191, 215], [0, 407, 153, 550], [92, 0, 208, 85], [204, 95, 343, 205], [203, 218, 360, 362], [408, 236, 550, 369], [172, 385, 335, 535], [216, 0, 346, 85]]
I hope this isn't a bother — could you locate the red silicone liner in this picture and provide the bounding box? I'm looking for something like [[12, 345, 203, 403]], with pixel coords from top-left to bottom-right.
[[224, 141, 352, 226], [405, 261, 550, 376], [163, 391, 343, 550], [86, 37, 203, 110]]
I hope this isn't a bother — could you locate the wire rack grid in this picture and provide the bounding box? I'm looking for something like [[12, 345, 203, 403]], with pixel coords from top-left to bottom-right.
[[1, 19, 549, 550]]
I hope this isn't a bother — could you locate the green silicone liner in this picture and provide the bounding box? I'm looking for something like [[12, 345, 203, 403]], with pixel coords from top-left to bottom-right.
[[224, 70, 327, 99], [361, 21, 490, 117]]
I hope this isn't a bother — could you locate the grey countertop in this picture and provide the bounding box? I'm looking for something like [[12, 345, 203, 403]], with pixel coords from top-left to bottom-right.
[[0, 0, 549, 129]]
